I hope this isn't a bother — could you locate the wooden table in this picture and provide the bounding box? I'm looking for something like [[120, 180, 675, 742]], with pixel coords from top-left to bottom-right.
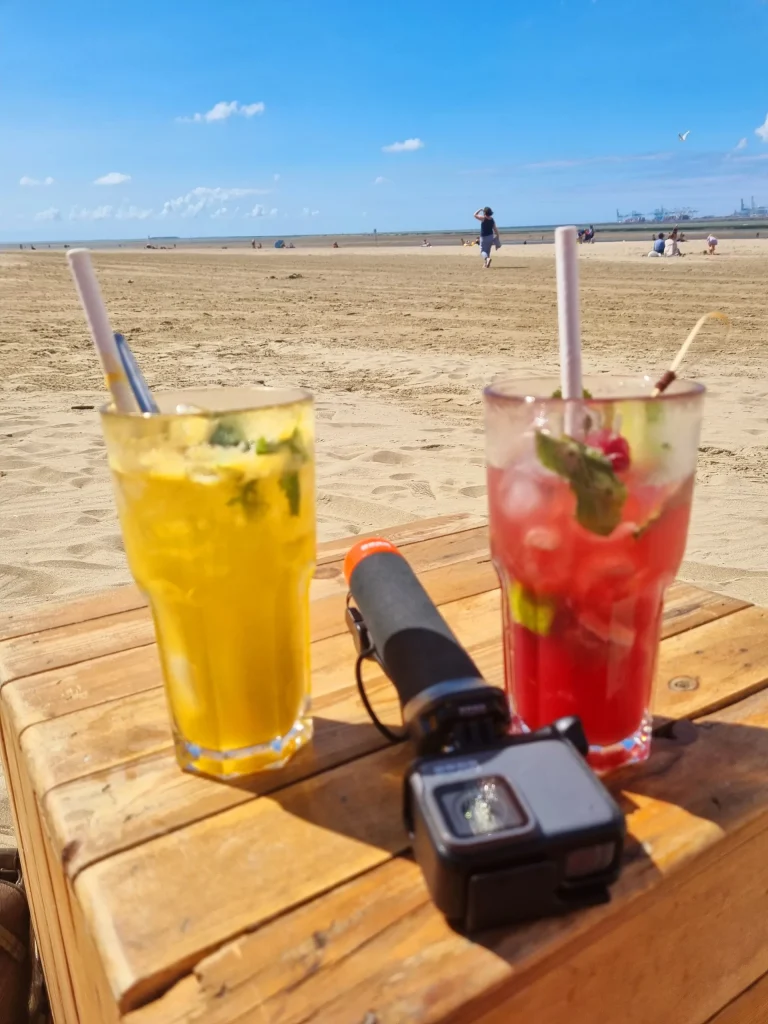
[[2, 512, 768, 1024]]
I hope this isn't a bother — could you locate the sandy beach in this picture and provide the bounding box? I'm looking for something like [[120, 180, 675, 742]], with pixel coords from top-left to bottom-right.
[[3, 238, 768, 613]]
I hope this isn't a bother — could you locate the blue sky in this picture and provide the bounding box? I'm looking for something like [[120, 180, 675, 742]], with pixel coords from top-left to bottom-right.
[[3, 0, 768, 241]]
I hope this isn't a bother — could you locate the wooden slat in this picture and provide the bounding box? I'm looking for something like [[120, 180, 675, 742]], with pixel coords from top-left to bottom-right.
[[0, 514, 483, 645], [314, 512, 485, 566], [23, 591, 500, 874], [656, 606, 768, 720], [1, 576, 744, 738], [662, 582, 749, 636], [706, 971, 768, 1024], [124, 686, 768, 1024], [0, 524, 490, 688], [0, 607, 156, 687], [14, 591, 760, 886], [79, 743, 412, 1011], [0, 585, 145, 643]]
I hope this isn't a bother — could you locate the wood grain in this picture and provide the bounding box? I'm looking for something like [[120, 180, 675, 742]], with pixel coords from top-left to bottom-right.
[[0, 522, 491, 689], [0, 514, 483, 646], [15, 590, 759, 896], [76, 617, 768, 1014], [77, 743, 412, 1010], [0, 607, 156, 687], [124, 687, 768, 1024], [1, 514, 763, 1024], [706, 971, 768, 1024], [0, 585, 145, 643], [314, 512, 485, 566]]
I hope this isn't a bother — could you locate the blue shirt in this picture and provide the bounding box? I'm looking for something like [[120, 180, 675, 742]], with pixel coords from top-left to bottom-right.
[[653, 238, 665, 254]]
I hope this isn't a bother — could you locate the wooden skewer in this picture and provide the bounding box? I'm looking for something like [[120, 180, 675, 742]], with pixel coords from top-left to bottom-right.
[[652, 311, 729, 396]]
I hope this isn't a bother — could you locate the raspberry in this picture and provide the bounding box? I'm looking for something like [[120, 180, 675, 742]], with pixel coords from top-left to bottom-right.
[[586, 430, 631, 472]]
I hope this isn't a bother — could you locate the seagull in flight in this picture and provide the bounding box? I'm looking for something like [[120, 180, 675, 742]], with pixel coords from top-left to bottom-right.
[[678, 130, 690, 142]]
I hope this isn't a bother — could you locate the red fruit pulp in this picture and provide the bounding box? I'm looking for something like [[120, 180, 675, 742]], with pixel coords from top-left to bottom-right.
[[488, 464, 694, 765]]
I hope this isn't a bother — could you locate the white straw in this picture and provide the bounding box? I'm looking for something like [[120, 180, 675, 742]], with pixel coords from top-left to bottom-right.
[[66, 249, 137, 413], [554, 226, 583, 405]]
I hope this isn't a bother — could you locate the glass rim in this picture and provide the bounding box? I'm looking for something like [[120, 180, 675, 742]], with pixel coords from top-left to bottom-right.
[[483, 375, 705, 406], [100, 385, 313, 421]]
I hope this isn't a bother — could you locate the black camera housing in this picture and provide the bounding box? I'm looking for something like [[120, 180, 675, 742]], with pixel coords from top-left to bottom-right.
[[404, 728, 625, 933]]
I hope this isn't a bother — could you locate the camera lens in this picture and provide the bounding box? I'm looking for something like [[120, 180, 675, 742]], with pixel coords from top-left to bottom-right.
[[437, 777, 527, 838]]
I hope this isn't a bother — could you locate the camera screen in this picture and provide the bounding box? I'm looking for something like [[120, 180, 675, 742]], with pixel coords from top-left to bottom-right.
[[436, 776, 527, 838]]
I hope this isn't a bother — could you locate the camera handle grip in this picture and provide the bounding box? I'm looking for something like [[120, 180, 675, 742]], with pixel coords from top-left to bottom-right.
[[345, 542, 483, 709]]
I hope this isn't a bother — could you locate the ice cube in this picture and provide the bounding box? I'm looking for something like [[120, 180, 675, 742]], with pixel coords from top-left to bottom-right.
[[524, 526, 561, 552], [577, 609, 636, 647], [499, 467, 547, 520]]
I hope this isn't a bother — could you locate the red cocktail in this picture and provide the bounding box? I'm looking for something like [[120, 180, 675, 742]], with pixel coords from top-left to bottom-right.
[[485, 377, 704, 771]]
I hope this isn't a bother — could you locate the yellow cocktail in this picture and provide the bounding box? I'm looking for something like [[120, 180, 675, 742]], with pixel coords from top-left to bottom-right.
[[101, 388, 315, 776]]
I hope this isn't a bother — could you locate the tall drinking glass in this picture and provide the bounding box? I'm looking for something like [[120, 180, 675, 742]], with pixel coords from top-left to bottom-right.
[[484, 376, 704, 772], [101, 387, 315, 777]]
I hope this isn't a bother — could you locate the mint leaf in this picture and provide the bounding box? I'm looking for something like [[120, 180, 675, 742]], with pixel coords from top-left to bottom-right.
[[279, 471, 301, 515], [535, 431, 626, 536], [509, 582, 556, 636], [256, 429, 308, 462], [227, 478, 263, 518], [210, 420, 245, 447]]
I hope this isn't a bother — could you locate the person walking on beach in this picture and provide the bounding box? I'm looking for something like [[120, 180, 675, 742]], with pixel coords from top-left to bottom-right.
[[473, 206, 500, 268]]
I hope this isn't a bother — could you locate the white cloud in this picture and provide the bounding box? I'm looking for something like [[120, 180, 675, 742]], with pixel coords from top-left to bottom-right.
[[373, 175, 389, 185], [94, 172, 131, 186], [248, 205, 266, 217], [211, 207, 228, 218], [736, 137, 748, 151], [160, 186, 271, 218], [312, 210, 320, 216], [20, 175, 54, 186], [69, 205, 114, 221], [756, 114, 768, 143], [177, 100, 265, 123], [269, 207, 278, 216], [34, 207, 61, 221], [302, 207, 310, 215], [115, 205, 153, 221], [273, 173, 280, 181], [382, 138, 424, 153]]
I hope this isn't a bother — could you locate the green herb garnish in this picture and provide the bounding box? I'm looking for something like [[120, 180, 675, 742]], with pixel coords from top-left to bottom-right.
[[256, 428, 309, 462], [227, 479, 263, 517], [509, 582, 556, 636], [535, 431, 626, 536], [210, 420, 246, 448], [279, 471, 301, 515]]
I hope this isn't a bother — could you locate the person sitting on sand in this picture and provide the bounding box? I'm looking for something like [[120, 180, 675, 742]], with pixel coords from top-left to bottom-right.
[[646, 232, 666, 257], [332, 241, 339, 248], [706, 234, 718, 255], [473, 206, 500, 268], [421, 238, 432, 247], [664, 229, 684, 257]]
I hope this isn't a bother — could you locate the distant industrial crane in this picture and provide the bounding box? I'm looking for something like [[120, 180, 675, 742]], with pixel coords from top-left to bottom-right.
[[616, 209, 647, 223]]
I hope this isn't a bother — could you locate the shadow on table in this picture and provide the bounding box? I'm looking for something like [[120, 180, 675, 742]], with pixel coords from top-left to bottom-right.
[[256, 692, 768, 893]]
